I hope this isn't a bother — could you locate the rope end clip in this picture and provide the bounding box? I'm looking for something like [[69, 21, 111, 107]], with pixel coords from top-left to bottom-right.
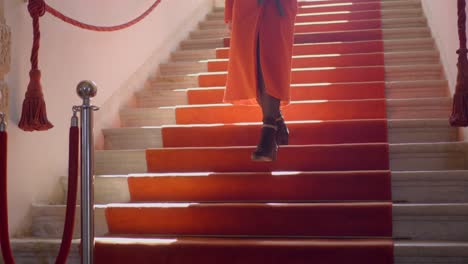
[[0, 112, 6, 132]]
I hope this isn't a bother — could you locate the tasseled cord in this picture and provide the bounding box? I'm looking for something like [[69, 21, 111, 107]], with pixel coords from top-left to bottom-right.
[[450, 0, 468, 126], [18, 0, 53, 132]]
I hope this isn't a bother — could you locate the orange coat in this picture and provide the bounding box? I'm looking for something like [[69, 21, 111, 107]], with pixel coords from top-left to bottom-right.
[[223, 0, 298, 105]]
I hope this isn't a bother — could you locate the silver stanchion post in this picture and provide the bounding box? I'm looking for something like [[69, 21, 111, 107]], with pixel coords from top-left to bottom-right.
[[77, 81, 99, 264], [0, 112, 5, 132]]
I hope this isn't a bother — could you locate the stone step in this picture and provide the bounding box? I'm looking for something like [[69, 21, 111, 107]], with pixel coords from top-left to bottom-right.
[[136, 88, 187, 108], [191, 19, 429, 40], [61, 170, 468, 204], [147, 64, 443, 91], [180, 27, 431, 50], [30, 203, 468, 242], [173, 38, 435, 61], [385, 80, 448, 99], [295, 7, 425, 23], [122, 97, 452, 127], [387, 97, 452, 119], [161, 50, 440, 75], [137, 80, 448, 108], [302, 0, 422, 10], [200, 16, 426, 30], [102, 118, 456, 150], [180, 37, 224, 50], [30, 205, 108, 240], [94, 141, 466, 175], [4, 239, 468, 264]]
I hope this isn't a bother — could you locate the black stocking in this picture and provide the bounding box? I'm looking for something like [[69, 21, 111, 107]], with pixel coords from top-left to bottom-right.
[[256, 34, 280, 124]]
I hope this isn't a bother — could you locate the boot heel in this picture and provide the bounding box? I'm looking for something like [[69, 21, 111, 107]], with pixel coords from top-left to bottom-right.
[[276, 116, 289, 145], [252, 123, 278, 162]]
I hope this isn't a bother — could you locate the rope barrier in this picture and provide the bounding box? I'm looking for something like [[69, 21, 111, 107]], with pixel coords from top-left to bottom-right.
[[0, 113, 14, 264], [19, 0, 162, 131], [55, 111, 80, 264], [18, 0, 53, 132], [0, 111, 80, 264], [450, 0, 468, 126], [45, 0, 162, 32]]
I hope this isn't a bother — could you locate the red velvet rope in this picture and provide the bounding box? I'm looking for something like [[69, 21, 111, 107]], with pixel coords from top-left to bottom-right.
[[0, 131, 14, 264], [18, 0, 52, 132], [450, 0, 468, 126], [55, 126, 79, 264], [28, 0, 45, 70], [45, 0, 162, 31], [0, 125, 80, 264], [19, 0, 162, 131]]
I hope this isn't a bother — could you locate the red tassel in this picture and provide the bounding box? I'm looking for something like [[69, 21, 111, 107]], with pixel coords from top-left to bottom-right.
[[18, 0, 53, 132], [451, 0, 468, 127], [18, 69, 53, 131]]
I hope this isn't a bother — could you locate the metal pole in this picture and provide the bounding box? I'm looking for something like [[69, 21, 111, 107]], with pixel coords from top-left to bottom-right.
[[0, 113, 5, 132], [77, 81, 98, 264]]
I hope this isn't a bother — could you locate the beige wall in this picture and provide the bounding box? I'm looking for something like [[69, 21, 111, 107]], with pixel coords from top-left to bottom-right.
[[4, 0, 214, 235], [421, 0, 467, 140], [422, 0, 458, 93], [0, 0, 10, 117]]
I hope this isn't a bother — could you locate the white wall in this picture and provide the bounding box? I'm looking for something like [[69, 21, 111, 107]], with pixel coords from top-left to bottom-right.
[[4, 0, 214, 235], [422, 0, 458, 92], [422, 0, 467, 139]]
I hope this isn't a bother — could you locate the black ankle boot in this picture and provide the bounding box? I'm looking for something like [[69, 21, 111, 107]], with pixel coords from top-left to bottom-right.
[[251, 123, 278, 162], [275, 115, 289, 145]]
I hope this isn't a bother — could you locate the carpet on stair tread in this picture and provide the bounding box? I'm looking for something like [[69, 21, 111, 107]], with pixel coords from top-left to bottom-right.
[[175, 99, 387, 124], [216, 40, 385, 58], [94, 237, 394, 264], [295, 10, 383, 23], [294, 19, 382, 33], [188, 82, 386, 104], [128, 171, 392, 202], [105, 202, 392, 237], [223, 29, 384, 47], [298, 0, 382, 4], [208, 53, 385, 72], [146, 143, 390, 173], [161, 119, 388, 147], [106, 1, 394, 263], [198, 66, 385, 87], [299, 2, 382, 14]]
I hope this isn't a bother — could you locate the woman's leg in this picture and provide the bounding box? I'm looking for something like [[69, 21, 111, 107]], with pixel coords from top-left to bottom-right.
[[256, 34, 289, 146], [252, 35, 281, 162], [256, 36, 280, 123]]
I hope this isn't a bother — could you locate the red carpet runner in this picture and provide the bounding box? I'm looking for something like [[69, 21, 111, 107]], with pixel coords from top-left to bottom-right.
[[95, 0, 394, 263]]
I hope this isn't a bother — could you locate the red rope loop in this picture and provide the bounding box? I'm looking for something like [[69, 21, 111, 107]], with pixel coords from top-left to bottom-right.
[[458, 0, 467, 51], [0, 123, 80, 264], [45, 0, 162, 32], [0, 130, 14, 264], [28, 0, 46, 18], [55, 125, 79, 264]]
